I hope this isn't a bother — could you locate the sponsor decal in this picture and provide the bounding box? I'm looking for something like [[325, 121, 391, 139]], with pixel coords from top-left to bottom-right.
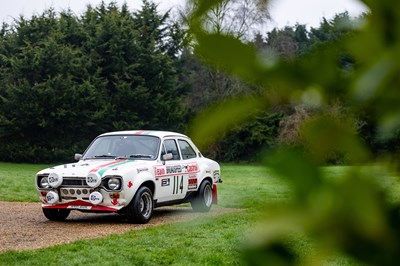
[[127, 181, 133, 188], [154, 163, 199, 177], [90, 193, 101, 202], [161, 178, 170, 187], [155, 167, 165, 176], [137, 167, 149, 174], [86, 172, 101, 187], [46, 192, 57, 203], [184, 163, 199, 173], [67, 205, 92, 210], [89, 191, 103, 205], [166, 165, 182, 174], [188, 177, 198, 190], [48, 173, 62, 187], [111, 199, 118, 205]]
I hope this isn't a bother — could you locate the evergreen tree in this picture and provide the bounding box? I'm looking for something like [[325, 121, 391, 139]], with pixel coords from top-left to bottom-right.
[[0, 1, 186, 163]]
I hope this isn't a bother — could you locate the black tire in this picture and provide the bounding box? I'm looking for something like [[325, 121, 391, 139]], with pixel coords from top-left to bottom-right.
[[42, 208, 70, 221], [191, 180, 213, 212], [126, 186, 154, 224]]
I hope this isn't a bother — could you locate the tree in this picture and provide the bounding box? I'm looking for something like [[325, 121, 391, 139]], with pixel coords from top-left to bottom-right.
[[177, 0, 270, 112], [180, 0, 269, 40], [0, 10, 103, 162], [0, 1, 186, 163]]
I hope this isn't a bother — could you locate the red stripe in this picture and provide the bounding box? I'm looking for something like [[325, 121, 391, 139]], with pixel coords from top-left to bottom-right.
[[89, 159, 125, 173], [134, 130, 146, 135], [43, 200, 119, 212]]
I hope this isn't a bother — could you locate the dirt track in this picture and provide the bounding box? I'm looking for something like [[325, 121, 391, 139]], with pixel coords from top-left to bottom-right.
[[0, 201, 238, 253]]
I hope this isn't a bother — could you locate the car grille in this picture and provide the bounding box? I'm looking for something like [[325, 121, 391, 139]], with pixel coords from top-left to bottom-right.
[[60, 177, 91, 200], [62, 177, 89, 188]]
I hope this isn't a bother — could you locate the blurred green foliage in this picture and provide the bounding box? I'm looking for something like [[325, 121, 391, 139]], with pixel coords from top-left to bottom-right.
[[188, 0, 400, 264]]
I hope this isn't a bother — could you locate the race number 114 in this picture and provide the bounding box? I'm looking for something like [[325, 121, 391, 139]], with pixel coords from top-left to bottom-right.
[[173, 175, 183, 194]]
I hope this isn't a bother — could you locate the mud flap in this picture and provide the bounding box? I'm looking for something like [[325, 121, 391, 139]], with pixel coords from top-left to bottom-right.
[[212, 184, 218, 204]]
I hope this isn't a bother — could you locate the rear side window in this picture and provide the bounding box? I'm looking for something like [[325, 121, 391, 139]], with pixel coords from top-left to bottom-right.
[[178, 140, 197, 159]]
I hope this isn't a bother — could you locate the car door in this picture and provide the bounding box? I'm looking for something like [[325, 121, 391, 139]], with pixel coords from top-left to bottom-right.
[[155, 138, 189, 203], [177, 138, 200, 192]]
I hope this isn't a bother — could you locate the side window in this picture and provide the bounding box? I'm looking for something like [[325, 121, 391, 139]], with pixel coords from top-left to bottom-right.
[[178, 140, 197, 160], [162, 139, 180, 160]]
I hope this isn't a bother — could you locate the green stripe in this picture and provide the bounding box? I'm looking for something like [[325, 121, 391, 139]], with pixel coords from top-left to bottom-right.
[[98, 160, 132, 177]]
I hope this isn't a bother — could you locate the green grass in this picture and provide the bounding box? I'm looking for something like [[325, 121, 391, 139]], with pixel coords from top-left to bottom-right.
[[0, 162, 52, 201], [0, 212, 254, 266], [0, 163, 287, 265], [0, 163, 398, 265], [0, 162, 290, 207]]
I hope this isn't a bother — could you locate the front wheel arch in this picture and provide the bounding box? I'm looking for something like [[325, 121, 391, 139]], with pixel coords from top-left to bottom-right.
[[126, 185, 154, 224]]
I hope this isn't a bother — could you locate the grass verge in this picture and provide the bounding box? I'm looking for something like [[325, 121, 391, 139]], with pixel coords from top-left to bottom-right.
[[0, 163, 398, 265]]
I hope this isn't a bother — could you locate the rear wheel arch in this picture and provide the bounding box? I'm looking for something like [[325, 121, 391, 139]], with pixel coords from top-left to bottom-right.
[[191, 179, 213, 212]]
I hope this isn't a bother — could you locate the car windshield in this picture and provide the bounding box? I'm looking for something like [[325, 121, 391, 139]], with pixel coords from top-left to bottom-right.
[[83, 135, 160, 160]]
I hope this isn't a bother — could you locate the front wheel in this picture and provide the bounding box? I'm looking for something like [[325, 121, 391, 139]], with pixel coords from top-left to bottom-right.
[[42, 208, 70, 221], [126, 186, 154, 224], [191, 180, 213, 212]]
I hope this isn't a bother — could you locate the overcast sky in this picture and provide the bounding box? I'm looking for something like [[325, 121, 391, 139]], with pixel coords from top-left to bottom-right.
[[0, 0, 368, 29]]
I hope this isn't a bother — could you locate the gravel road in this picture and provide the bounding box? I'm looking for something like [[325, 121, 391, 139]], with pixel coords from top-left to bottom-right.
[[0, 201, 238, 253]]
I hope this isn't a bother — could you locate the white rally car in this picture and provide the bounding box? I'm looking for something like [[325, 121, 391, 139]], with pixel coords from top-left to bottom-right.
[[35, 130, 222, 223]]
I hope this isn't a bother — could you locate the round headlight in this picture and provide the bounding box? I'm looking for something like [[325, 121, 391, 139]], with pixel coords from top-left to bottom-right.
[[108, 178, 121, 190], [40, 176, 50, 188]]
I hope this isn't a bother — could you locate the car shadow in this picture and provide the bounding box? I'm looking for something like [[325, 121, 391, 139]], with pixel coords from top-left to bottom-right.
[[61, 206, 197, 224]]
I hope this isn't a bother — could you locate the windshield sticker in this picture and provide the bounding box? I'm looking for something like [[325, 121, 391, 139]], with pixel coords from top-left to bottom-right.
[[134, 130, 154, 135]]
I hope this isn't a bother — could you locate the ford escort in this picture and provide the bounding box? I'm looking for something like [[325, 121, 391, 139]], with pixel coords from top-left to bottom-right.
[[35, 130, 222, 223]]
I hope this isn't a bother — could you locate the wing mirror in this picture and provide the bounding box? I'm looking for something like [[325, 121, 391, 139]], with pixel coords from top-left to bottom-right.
[[162, 153, 173, 161], [74, 153, 83, 161]]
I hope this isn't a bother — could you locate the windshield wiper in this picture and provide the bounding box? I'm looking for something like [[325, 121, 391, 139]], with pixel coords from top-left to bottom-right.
[[128, 154, 153, 159], [93, 155, 116, 159]]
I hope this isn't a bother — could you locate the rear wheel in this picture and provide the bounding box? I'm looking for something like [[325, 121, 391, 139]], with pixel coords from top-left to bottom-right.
[[191, 180, 213, 212], [126, 186, 154, 224], [42, 208, 70, 221]]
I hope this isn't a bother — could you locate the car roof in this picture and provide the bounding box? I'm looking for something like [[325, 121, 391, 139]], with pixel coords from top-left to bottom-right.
[[98, 130, 188, 139]]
